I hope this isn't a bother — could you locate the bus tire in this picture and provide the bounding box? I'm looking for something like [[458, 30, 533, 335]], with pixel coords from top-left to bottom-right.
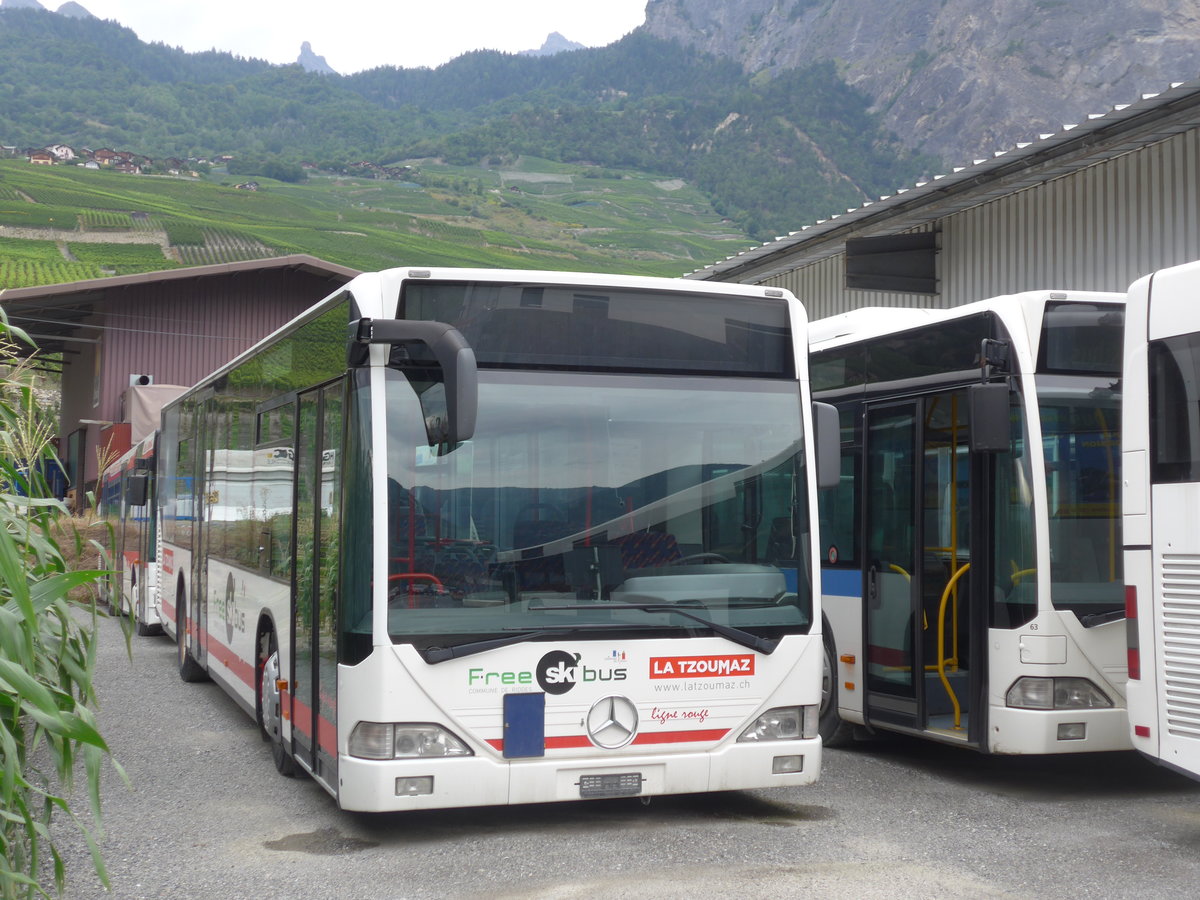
[[176, 586, 208, 683], [259, 630, 296, 777], [820, 628, 854, 748]]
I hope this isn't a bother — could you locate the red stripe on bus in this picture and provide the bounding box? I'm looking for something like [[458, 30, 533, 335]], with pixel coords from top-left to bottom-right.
[[485, 727, 730, 752], [206, 635, 256, 690], [178, 622, 339, 758], [287, 692, 338, 757], [632, 728, 729, 745]]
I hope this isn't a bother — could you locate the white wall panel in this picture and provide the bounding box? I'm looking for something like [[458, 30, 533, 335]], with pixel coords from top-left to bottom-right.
[[762, 128, 1200, 319]]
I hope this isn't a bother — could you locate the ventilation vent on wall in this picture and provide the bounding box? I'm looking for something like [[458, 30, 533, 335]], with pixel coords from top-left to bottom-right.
[[845, 232, 938, 294], [129, 374, 154, 387]]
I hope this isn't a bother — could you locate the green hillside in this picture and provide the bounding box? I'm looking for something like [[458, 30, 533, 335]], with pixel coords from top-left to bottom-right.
[[0, 7, 938, 249], [0, 157, 753, 287]]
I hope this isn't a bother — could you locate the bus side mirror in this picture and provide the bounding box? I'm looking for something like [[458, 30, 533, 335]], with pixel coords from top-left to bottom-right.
[[969, 382, 1010, 453], [350, 318, 478, 444], [126, 473, 149, 507], [813, 401, 841, 489]]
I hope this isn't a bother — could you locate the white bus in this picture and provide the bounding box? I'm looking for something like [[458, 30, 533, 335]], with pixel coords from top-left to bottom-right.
[[99, 431, 165, 635], [158, 267, 836, 812], [1123, 259, 1200, 779], [811, 291, 1130, 753]]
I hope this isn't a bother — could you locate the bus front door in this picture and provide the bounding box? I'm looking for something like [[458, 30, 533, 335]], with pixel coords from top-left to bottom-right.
[[864, 392, 982, 745], [189, 393, 214, 669], [292, 382, 343, 790], [864, 402, 921, 730]]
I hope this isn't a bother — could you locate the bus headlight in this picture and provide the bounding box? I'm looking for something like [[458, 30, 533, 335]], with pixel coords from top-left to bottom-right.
[[737, 706, 819, 742], [349, 722, 474, 759], [1005, 677, 1113, 710]]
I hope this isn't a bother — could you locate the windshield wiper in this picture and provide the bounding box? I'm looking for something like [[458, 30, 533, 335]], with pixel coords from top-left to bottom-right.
[[423, 622, 656, 664], [1077, 608, 1126, 628], [539, 603, 779, 655]]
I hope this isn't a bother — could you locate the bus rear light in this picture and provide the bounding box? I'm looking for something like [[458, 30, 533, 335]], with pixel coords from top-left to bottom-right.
[[1128, 647, 1141, 681], [1135, 725, 1151, 738], [1126, 585, 1142, 680], [1005, 677, 1113, 710], [349, 722, 473, 760]]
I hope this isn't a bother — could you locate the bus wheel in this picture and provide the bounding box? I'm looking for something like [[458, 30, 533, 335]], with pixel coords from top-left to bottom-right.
[[259, 632, 295, 777], [820, 631, 853, 748], [176, 588, 208, 683]]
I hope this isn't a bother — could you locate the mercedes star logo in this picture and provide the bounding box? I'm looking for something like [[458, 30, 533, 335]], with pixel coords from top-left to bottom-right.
[[586, 695, 639, 749]]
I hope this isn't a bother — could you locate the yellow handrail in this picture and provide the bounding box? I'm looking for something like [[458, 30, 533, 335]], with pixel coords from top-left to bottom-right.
[[949, 395, 960, 664], [937, 562, 971, 730]]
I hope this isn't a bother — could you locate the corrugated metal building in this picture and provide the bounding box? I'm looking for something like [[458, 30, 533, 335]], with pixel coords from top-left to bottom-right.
[[0, 255, 357, 496], [690, 77, 1200, 320]]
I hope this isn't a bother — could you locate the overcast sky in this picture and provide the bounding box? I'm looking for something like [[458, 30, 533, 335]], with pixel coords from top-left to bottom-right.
[[67, 0, 650, 73]]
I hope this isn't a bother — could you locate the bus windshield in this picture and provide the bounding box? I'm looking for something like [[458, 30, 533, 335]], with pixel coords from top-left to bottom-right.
[[381, 369, 813, 651], [1038, 375, 1123, 619]]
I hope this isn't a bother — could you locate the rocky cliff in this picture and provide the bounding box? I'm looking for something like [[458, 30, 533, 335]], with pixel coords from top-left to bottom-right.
[[297, 41, 336, 75], [520, 32, 585, 57], [642, 0, 1200, 165]]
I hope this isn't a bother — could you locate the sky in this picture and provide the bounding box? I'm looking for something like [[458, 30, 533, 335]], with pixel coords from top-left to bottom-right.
[[65, 0, 650, 74]]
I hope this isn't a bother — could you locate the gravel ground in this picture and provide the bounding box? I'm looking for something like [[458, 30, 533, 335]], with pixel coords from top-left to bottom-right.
[[44, 609, 1200, 899]]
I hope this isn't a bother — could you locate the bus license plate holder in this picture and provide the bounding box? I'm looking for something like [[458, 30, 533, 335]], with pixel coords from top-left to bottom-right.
[[577, 772, 644, 798]]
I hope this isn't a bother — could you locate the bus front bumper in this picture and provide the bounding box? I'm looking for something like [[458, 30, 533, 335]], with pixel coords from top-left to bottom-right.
[[335, 737, 821, 813], [987, 705, 1131, 754]]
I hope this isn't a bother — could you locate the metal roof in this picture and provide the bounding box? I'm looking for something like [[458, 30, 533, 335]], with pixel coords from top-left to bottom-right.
[[687, 76, 1200, 283], [0, 254, 359, 356]]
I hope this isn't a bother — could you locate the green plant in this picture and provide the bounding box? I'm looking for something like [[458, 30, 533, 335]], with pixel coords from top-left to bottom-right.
[[0, 314, 119, 899]]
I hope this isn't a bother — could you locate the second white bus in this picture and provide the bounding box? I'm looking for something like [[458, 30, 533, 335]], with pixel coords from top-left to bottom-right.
[[1123, 259, 1200, 779], [812, 291, 1129, 753]]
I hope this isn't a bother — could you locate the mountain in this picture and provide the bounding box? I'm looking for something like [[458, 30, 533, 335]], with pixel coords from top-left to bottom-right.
[[520, 32, 585, 57], [0, 8, 933, 240], [642, 0, 1200, 164], [56, 2, 93, 18], [297, 41, 336, 75], [341, 34, 932, 238]]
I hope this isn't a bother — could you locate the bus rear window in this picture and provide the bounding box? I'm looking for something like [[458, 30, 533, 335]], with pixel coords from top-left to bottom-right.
[[1149, 333, 1200, 483], [1037, 302, 1123, 376]]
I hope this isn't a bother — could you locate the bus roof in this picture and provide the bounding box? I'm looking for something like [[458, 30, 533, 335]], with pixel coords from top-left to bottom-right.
[[809, 289, 1124, 351]]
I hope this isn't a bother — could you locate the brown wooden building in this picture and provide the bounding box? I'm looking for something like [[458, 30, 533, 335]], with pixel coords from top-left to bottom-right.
[[0, 255, 358, 499]]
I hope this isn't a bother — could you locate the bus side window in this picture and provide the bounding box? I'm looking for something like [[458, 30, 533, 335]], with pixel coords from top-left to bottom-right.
[[818, 452, 859, 566]]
